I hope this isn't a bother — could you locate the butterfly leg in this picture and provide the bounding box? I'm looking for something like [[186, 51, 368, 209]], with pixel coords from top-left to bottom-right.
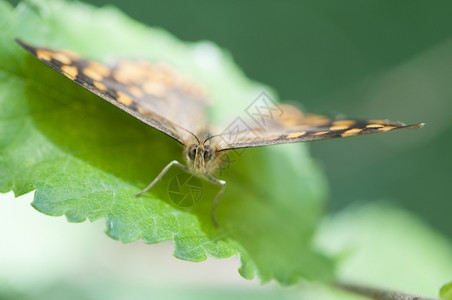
[[205, 175, 226, 227], [135, 160, 187, 197]]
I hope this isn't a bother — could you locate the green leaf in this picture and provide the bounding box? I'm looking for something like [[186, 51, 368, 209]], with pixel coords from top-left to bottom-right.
[[316, 203, 452, 297], [0, 0, 333, 284], [441, 282, 452, 300]]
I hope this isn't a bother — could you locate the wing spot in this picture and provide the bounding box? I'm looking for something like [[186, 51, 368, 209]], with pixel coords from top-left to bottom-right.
[[36, 49, 53, 61], [93, 81, 107, 91], [116, 91, 133, 106], [113, 71, 128, 83], [332, 120, 356, 127], [61, 65, 78, 80], [379, 126, 396, 132], [366, 124, 384, 128], [83, 68, 103, 81], [83, 62, 110, 81], [52, 52, 72, 65], [113, 61, 152, 83], [137, 107, 146, 114], [342, 128, 363, 137], [129, 86, 144, 97], [314, 131, 329, 136], [143, 82, 167, 97], [287, 131, 306, 138], [330, 125, 351, 131], [268, 136, 280, 140]]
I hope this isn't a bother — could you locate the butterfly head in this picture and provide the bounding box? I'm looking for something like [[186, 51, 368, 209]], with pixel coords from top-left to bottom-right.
[[186, 143, 216, 174]]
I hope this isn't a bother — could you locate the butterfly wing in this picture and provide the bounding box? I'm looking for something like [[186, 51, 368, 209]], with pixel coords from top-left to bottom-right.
[[16, 39, 209, 144], [215, 104, 424, 151]]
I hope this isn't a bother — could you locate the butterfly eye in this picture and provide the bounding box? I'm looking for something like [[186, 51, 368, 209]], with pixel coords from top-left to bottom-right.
[[203, 145, 214, 161], [187, 144, 197, 160]]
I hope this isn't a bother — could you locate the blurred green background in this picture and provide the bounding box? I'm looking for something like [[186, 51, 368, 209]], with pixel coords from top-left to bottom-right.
[[75, 0, 451, 236]]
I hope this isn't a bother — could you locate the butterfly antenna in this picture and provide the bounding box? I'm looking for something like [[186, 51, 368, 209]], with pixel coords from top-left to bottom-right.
[[203, 134, 222, 144], [203, 127, 259, 144], [180, 127, 200, 144], [170, 122, 200, 144], [190, 130, 201, 144]]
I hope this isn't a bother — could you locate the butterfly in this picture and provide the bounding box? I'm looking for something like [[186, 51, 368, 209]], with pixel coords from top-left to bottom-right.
[[16, 39, 424, 226]]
